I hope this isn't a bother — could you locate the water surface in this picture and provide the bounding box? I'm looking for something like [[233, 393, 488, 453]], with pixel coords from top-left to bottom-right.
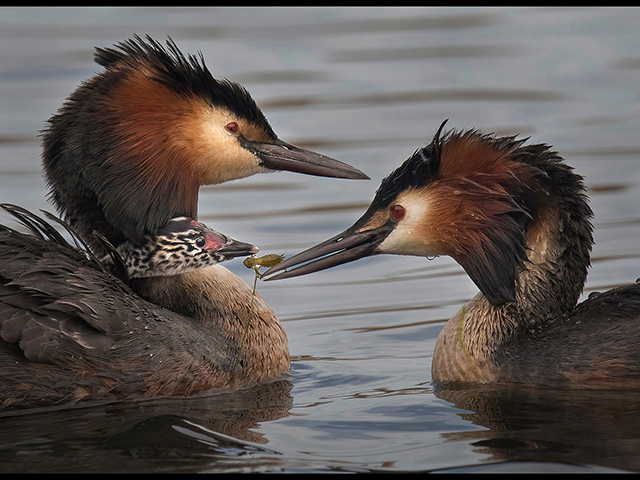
[[1, 6, 639, 473]]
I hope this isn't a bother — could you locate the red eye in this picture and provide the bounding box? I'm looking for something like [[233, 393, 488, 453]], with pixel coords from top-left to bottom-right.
[[225, 122, 239, 133], [390, 204, 405, 220]]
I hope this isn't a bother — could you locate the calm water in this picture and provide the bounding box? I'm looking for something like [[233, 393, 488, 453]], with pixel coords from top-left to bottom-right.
[[1, 6, 640, 473]]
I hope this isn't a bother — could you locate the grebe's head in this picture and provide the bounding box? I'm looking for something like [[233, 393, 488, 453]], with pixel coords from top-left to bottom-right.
[[0, 204, 256, 280], [43, 35, 368, 241], [264, 121, 579, 305], [119, 217, 258, 279]]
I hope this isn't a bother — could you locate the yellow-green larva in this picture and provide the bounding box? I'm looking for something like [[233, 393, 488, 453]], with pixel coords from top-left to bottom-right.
[[243, 254, 284, 271]]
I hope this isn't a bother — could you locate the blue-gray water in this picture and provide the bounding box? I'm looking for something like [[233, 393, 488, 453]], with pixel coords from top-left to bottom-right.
[[1, 7, 639, 473]]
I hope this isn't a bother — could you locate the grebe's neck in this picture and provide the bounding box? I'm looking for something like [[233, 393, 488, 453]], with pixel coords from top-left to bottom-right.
[[131, 265, 289, 385], [432, 153, 593, 382]]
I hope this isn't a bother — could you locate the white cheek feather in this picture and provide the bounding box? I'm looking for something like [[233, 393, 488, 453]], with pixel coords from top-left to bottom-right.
[[196, 113, 265, 184], [377, 194, 439, 258]]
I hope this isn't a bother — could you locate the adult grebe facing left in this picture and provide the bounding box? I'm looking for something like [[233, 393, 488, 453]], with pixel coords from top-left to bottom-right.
[[0, 205, 289, 410], [265, 122, 640, 390]]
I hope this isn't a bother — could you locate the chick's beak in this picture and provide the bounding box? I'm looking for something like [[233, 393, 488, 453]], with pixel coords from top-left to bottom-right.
[[219, 239, 259, 260], [262, 221, 394, 281], [240, 137, 369, 180], [206, 230, 259, 261]]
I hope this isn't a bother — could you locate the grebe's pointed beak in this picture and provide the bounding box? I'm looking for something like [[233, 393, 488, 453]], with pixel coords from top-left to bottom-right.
[[262, 221, 393, 280], [241, 137, 369, 180], [216, 236, 260, 261]]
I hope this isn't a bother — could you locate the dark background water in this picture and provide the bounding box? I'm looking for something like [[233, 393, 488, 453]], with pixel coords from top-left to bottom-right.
[[1, 7, 639, 473]]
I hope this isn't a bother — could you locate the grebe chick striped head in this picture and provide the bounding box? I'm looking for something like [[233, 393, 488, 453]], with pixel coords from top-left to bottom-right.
[[114, 217, 258, 279]]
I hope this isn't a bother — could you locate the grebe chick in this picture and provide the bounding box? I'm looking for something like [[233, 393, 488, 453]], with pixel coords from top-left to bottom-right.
[[112, 216, 258, 280], [43, 35, 368, 251], [0, 206, 289, 410], [265, 122, 640, 389]]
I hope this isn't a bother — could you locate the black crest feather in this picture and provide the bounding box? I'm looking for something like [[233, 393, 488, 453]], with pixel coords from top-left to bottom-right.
[[94, 34, 275, 137]]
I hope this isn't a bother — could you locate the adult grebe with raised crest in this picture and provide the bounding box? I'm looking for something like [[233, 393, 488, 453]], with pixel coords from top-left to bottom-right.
[[265, 122, 640, 389]]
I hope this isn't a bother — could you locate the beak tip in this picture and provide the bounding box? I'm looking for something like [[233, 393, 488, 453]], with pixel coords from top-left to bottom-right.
[[259, 222, 392, 280], [350, 171, 370, 180], [261, 268, 293, 281]]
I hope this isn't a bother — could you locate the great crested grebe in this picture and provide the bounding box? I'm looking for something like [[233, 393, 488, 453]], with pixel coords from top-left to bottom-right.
[[265, 122, 640, 389], [42, 35, 368, 250], [0, 205, 291, 410], [0, 36, 368, 409]]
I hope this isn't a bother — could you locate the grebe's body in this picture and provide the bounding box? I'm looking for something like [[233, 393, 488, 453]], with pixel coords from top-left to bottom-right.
[[265, 123, 640, 389], [0, 206, 287, 410]]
